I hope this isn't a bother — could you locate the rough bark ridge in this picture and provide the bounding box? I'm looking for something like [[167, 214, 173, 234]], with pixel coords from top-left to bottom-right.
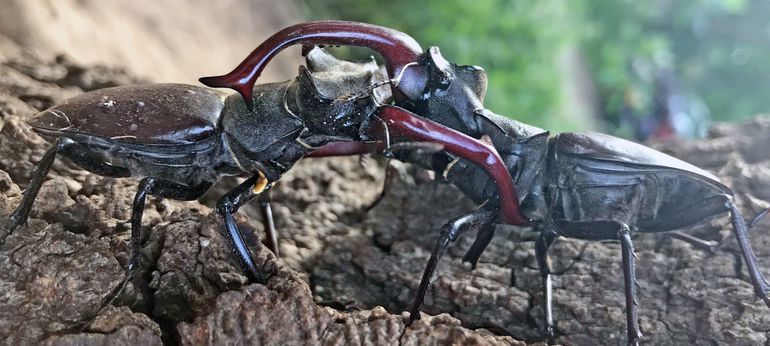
[[1, 44, 769, 346]]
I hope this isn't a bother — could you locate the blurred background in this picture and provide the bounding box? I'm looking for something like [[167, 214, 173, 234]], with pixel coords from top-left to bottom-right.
[[1, 0, 768, 140]]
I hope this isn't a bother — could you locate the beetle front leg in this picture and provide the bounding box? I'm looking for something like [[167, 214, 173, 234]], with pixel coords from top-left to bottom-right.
[[216, 172, 271, 282], [408, 208, 497, 324]]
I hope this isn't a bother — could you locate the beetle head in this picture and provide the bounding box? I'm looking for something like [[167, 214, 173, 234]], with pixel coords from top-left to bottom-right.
[[294, 63, 382, 140], [406, 47, 489, 137]]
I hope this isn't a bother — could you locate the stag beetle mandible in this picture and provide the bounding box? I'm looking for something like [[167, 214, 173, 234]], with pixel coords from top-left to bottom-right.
[[2, 43, 520, 323], [203, 21, 770, 345]]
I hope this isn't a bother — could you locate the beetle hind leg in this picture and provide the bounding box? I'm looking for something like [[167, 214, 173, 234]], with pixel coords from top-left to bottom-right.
[[4, 138, 71, 237], [726, 201, 770, 307]]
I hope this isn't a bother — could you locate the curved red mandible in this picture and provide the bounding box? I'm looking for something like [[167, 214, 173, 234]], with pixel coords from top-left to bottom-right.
[[373, 106, 528, 226], [200, 21, 424, 108]]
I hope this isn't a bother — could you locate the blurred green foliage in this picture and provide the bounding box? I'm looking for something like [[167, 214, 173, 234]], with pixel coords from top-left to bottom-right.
[[581, 0, 770, 133], [299, 0, 770, 134]]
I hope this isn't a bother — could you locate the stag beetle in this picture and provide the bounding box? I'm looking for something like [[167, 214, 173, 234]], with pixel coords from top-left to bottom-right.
[[203, 21, 770, 345], [2, 45, 522, 324]]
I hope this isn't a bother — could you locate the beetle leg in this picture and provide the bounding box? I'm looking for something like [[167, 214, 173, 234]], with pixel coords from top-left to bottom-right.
[[726, 201, 770, 307], [216, 173, 271, 282], [749, 208, 769, 228], [669, 206, 769, 255], [668, 231, 719, 253], [407, 208, 497, 324], [87, 178, 212, 330], [619, 224, 642, 346], [535, 228, 559, 341], [258, 190, 279, 257], [554, 219, 642, 345], [461, 224, 496, 269], [5, 138, 71, 236]]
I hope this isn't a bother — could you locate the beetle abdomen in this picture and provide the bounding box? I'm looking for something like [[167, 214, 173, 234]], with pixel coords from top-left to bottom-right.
[[554, 132, 725, 186], [28, 84, 227, 145], [549, 132, 733, 234]]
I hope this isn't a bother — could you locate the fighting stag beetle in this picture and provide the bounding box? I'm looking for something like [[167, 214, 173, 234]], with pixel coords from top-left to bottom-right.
[[1, 44, 519, 321], [204, 21, 770, 345]]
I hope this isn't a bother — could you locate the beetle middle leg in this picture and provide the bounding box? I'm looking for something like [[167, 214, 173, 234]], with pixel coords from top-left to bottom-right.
[[556, 219, 643, 345], [89, 177, 212, 327], [408, 207, 497, 324]]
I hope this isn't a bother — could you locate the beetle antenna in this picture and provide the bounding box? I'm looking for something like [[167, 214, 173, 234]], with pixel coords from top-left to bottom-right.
[[282, 78, 300, 120], [335, 61, 422, 104], [391, 61, 420, 88], [373, 115, 392, 155]]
